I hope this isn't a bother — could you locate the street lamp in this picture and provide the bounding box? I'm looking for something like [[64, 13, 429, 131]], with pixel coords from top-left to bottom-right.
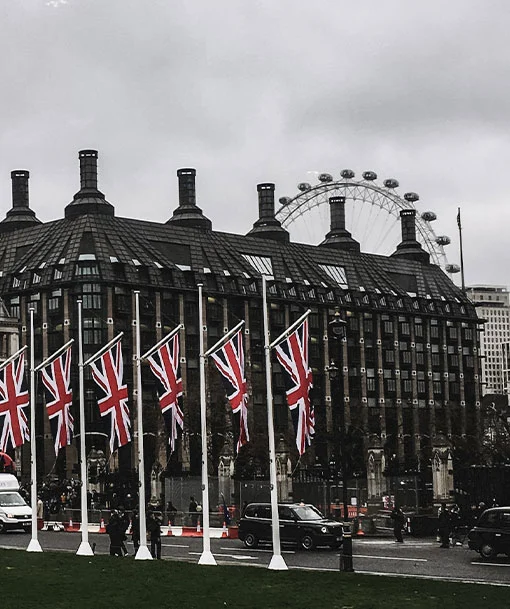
[[328, 308, 349, 521]]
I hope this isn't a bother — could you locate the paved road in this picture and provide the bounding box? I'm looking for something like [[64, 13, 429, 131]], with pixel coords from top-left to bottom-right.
[[2, 531, 510, 586]]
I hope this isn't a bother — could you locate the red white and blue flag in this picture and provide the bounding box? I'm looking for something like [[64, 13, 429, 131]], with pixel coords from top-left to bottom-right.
[[90, 339, 131, 453], [41, 346, 74, 455], [274, 317, 314, 455], [0, 351, 29, 452], [210, 327, 249, 453], [146, 333, 184, 454]]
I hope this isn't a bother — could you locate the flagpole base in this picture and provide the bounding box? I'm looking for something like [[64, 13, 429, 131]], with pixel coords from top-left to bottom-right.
[[26, 539, 43, 553], [135, 545, 153, 560], [198, 550, 217, 566], [76, 541, 94, 556], [268, 554, 288, 570]]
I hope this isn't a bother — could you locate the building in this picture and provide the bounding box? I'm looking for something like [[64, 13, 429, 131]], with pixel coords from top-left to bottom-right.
[[0, 150, 482, 505], [466, 286, 510, 397]]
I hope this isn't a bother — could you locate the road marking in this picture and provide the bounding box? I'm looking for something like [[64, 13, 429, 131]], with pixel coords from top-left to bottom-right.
[[472, 562, 510, 568], [189, 551, 259, 561], [161, 543, 190, 548], [219, 546, 295, 554], [353, 554, 427, 562]]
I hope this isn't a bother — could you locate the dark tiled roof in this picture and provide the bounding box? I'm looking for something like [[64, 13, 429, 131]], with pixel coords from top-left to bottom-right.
[[0, 213, 475, 319]]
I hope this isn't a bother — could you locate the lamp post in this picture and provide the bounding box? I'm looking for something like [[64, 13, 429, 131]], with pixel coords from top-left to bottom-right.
[[328, 309, 349, 521]]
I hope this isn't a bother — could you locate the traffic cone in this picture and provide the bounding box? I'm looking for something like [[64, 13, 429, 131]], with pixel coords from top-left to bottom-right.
[[221, 521, 228, 538], [67, 518, 73, 531], [99, 517, 106, 533], [167, 519, 173, 536], [197, 521, 201, 534]]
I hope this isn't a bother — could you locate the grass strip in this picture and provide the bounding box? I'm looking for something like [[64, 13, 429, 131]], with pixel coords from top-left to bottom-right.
[[0, 548, 506, 609]]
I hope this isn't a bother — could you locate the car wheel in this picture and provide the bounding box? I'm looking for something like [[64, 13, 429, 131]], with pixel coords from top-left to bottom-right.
[[300, 534, 315, 551], [480, 542, 496, 559], [0, 522, 5, 534], [243, 533, 259, 549]]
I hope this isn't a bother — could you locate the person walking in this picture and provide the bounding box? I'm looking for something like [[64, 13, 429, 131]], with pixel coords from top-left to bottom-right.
[[131, 509, 140, 554], [438, 503, 451, 548], [106, 511, 124, 557], [147, 511, 162, 559], [390, 505, 406, 543], [189, 496, 198, 528]]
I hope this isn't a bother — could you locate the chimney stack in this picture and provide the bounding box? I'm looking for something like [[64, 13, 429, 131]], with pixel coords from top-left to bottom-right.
[[167, 168, 212, 230], [247, 183, 289, 243], [319, 196, 360, 252], [391, 209, 429, 263], [65, 149, 114, 219], [0, 170, 41, 233], [11, 170, 30, 209]]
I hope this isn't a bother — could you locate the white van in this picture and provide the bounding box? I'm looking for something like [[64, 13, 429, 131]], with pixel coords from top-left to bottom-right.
[[0, 473, 32, 532]]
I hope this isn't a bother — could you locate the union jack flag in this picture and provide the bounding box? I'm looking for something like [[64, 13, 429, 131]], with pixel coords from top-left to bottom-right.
[[274, 317, 314, 455], [0, 351, 29, 452], [90, 340, 131, 453], [210, 328, 249, 453], [146, 333, 184, 453], [41, 346, 74, 455]]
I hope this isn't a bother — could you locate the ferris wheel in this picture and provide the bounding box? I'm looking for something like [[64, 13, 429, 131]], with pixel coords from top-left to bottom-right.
[[275, 169, 460, 275]]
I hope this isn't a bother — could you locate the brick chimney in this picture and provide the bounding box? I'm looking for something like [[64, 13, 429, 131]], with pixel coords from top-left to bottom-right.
[[0, 170, 41, 233], [320, 196, 360, 252], [247, 183, 289, 243], [65, 150, 114, 219], [166, 168, 212, 230], [391, 209, 429, 263]]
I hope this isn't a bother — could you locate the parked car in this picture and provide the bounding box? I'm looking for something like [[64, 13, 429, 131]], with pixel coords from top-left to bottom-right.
[[468, 507, 510, 559], [238, 502, 343, 551], [370, 509, 438, 537]]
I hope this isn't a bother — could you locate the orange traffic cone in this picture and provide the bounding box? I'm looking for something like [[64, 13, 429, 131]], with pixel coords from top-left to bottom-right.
[[167, 519, 173, 537], [197, 520, 201, 534], [99, 517, 106, 533], [221, 521, 228, 538]]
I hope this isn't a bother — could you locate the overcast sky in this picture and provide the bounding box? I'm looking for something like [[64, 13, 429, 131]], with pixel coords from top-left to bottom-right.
[[0, 0, 509, 287]]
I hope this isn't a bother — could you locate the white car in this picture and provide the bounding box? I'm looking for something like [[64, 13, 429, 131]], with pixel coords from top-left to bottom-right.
[[0, 473, 32, 533]]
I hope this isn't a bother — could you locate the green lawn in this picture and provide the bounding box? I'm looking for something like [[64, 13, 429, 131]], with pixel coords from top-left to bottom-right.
[[0, 548, 506, 609]]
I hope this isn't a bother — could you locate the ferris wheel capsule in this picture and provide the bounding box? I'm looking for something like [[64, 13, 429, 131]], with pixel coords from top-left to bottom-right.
[[362, 171, 377, 181], [279, 196, 292, 206], [384, 178, 399, 189], [318, 173, 333, 183], [404, 192, 419, 203], [297, 182, 312, 191], [421, 211, 437, 222], [436, 235, 451, 246], [445, 264, 461, 274], [340, 169, 355, 179]]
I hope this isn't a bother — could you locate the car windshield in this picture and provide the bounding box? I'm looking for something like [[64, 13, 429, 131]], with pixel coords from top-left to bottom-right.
[[293, 505, 323, 521], [0, 492, 25, 507]]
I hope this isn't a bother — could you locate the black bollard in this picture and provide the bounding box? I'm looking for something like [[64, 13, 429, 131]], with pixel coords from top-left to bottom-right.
[[340, 526, 355, 572]]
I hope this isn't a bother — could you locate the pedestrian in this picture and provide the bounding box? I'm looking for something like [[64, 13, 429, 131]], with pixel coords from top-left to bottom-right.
[[166, 500, 178, 525], [449, 504, 462, 546], [189, 495, 198, 527], [117, 505, 130, 556], [438, 502, 451, 548], [131, 509, 140, 554], [390, 505, 406, 543], [106, 511, 124, 557], [147, 511, 162, 559]]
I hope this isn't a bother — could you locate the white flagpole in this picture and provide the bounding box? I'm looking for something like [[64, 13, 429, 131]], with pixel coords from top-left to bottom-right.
[[76, 299, 93, 556], [134, 291, 153, 560], [27, 307, 42, 553], [262, 276, 287, 570], [198, 283, 216, 565]]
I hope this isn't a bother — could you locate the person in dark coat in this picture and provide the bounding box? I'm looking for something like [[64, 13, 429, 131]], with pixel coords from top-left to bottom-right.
[[131, 509, 140, 554], [189, 496, 198, 527], [106, 511, 124, 557], [147, 511, 162, 559], [438, 503, 451, 548], [390, 505, 406, 543], [117, 506, 130, 556]]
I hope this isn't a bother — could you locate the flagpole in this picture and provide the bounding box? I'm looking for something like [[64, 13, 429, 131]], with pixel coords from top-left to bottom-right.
[[198, 283, 216, 566], [458, 207, 466, 294], [134, 291, 153, 560], [76, 299, 93, 556], [27, 307, 42, 553], [204, 320, 244, 357], [269, 309, 311, 350], [262, 276, 287, 570], [140, 324, 184, 361]]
